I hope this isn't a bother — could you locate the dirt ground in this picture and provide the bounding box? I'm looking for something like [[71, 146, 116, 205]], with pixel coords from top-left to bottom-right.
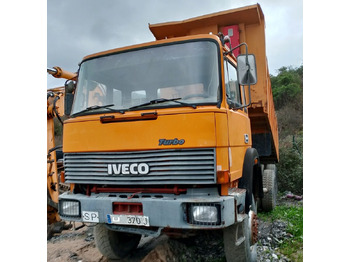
[[47, 224, 103, 262], [47, 221, 276, 262], [47, 223, 175, 262]]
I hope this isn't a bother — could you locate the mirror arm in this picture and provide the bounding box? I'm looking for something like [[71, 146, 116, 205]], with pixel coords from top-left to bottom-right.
[[246, 82, 252, 107], [224, 42, 255, 110], [229, 84, 251, 110], [226, 43, 252, 110], [224, 43, 251, 82], [224, 42, 248, 57], [224, 43, 251, 77]]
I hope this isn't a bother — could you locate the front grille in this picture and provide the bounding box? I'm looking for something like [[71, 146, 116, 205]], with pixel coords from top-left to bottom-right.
[[64, 148, 216, 185]]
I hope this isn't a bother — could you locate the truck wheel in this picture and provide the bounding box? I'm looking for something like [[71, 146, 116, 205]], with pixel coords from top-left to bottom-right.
[[224, 216, 257, 262], [94, 224, 141, 260], [262, 168, 277, 212], [265, 164, 277, 172]]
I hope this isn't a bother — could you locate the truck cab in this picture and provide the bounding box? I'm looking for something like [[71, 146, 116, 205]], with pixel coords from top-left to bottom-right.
[[58, 4, 278, 261], [61, 32, 251, 226]]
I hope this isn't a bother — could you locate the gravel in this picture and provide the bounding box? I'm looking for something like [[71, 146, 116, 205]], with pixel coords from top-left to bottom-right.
[[161, 218, 292, 262], [257, 219, 291, 262]]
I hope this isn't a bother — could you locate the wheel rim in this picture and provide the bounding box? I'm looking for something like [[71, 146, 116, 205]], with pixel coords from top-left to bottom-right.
[[248, 195, 258, 245]]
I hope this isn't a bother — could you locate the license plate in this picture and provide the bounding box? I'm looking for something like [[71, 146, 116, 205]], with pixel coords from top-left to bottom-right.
[[107, 214, 150, 227], [82, 211, 99, 223]]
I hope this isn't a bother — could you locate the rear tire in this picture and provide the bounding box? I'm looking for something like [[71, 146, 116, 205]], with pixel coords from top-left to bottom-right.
[[94, 224, 141, 260], [262, 168, 277, 212], [266, 164, 277, 173]]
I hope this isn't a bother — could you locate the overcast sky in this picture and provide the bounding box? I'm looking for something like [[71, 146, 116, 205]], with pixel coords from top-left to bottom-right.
[[47, 0, 303, 89]]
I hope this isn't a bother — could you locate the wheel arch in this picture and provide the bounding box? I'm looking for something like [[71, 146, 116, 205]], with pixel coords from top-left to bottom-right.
[[238, 147, 263, 213]]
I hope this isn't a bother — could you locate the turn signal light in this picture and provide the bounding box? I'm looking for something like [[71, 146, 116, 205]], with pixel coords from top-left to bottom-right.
[[217, 170, 229, 184], [60, 171, 65, 183]]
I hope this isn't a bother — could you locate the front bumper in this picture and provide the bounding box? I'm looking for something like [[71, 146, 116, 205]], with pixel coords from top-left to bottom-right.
[[59, 188, 243, 230]]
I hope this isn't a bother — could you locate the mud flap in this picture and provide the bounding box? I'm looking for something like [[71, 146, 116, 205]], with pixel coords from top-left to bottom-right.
[[223, 215, 256, 262]]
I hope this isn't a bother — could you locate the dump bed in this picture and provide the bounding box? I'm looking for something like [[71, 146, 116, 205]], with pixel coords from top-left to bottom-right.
[[149, 4, 279, 162]]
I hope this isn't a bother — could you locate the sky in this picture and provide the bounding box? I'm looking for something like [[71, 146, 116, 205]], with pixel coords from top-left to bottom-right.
[[47, 0, 303, 89]]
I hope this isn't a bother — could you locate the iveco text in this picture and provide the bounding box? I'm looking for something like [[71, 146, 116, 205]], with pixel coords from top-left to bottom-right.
[[107, 163, 150, 175]]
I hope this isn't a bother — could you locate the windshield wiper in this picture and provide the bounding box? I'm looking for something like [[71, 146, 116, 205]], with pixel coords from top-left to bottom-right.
[[129, 98, 196, 110], [72, 104, 125, 117]]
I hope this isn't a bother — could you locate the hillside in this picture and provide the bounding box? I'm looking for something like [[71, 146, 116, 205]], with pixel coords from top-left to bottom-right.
[[272, 65, 303, 194]]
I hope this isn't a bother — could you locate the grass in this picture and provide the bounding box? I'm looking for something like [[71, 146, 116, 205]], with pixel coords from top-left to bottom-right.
[[259, 204, 303, 261]]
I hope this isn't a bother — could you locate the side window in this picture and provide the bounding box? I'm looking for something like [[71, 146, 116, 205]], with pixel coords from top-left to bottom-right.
[[224, 60, 242, 106]]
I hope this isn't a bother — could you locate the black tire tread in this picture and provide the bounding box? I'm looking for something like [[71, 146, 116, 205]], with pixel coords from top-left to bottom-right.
[[94, 224, 141, 260], [262, 169, 277, 212]]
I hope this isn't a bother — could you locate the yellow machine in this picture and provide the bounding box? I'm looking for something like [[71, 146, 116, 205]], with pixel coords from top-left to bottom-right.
[[52, 4, 278, 261], [47, 67, 76, 239]]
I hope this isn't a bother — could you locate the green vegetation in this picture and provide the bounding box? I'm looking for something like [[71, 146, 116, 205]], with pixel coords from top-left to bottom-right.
[[271, 66, 303, 111], [271, 65, 303, 194], [271, 66, 303, 139], [278, 134, 303, 194], [267, 65, 303, 260], [259, 205, 303, 262]]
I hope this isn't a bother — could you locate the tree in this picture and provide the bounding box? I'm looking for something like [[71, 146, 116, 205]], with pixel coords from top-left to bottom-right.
[[271, 66, 303, 110], [271, 66, 303, 139], [272, 65, 303, 194]]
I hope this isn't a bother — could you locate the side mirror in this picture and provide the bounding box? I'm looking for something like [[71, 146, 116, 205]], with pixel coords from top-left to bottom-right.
[[64, 80, 75, 116], [237, 54, 257, 85]]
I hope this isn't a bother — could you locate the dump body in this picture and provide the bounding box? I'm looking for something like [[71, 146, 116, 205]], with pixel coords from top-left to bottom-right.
[[149, 3, 279, 162]]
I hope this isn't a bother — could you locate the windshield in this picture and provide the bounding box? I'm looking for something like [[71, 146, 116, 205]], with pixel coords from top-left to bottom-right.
[[71, 40, 221, 116]]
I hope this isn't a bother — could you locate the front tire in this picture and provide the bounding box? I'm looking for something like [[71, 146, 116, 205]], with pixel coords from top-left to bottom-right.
[[223, 216, 257, 262], [94, 224, 141, 260]]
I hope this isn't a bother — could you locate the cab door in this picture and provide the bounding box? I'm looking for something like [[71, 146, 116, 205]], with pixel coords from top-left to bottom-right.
[[224, 58, 252, 181]]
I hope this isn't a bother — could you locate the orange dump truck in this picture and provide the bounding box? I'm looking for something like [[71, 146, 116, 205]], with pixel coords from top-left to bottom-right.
[[57, 4, 278, 261]]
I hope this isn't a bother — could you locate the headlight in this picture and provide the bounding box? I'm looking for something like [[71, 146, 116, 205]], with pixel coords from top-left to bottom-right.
[[59, 200, 80, 217], [187, 203, 221, 225]]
